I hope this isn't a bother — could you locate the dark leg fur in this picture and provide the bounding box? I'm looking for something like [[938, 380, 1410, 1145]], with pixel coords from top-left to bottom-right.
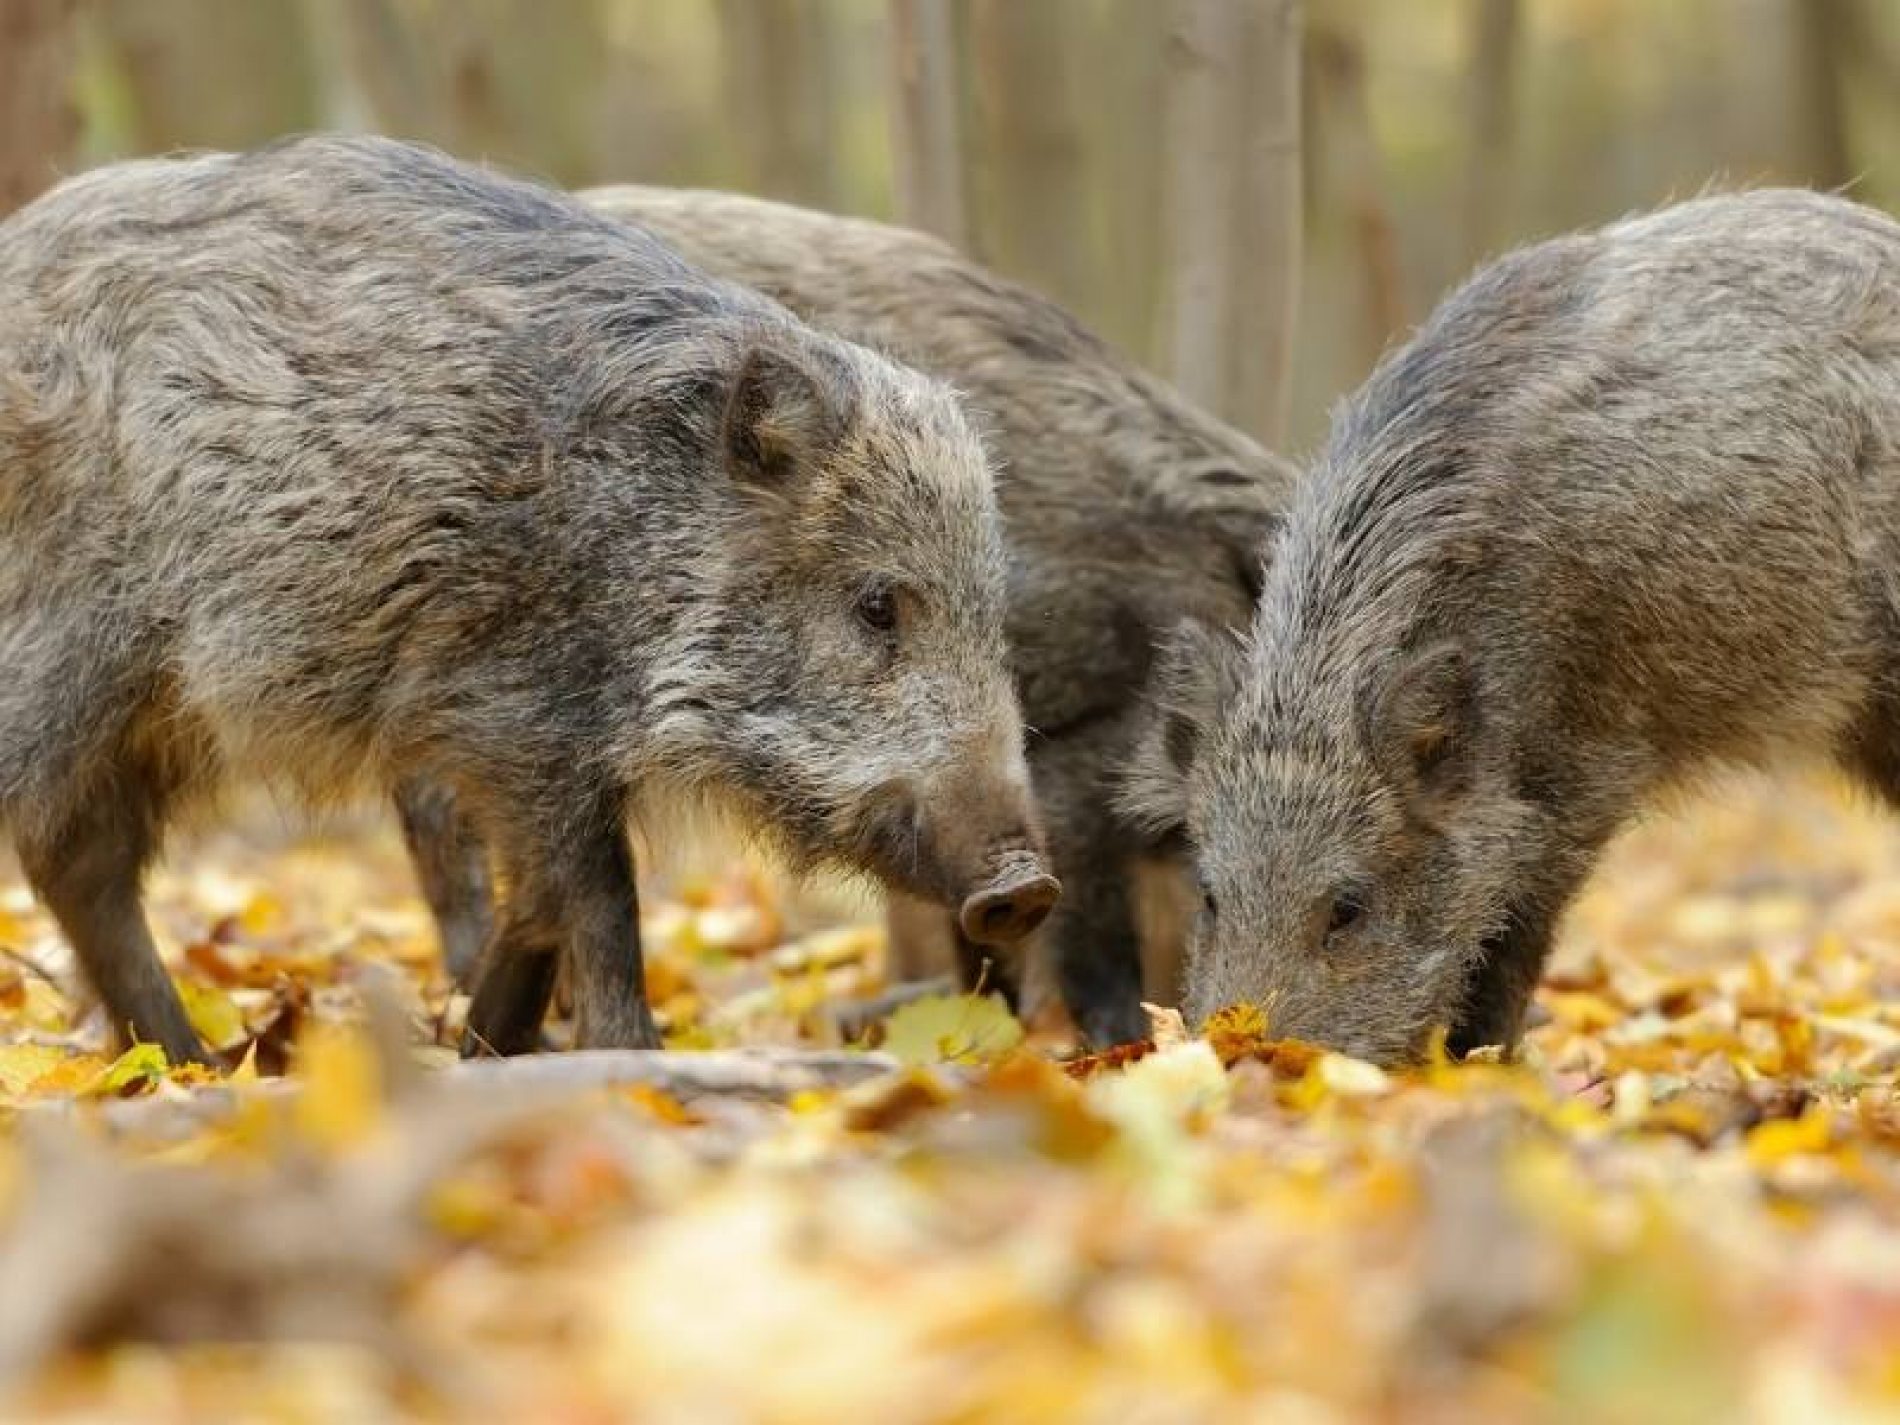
[[460, 791, 657, 1057], [564, 822, 658, 1050], [1048, 849, 1148, 1049], [16, 769, 206, 1066], [1448, 899, 1560, 1058], [463, 938, 561, 1057], [393, 779, 494, 986]]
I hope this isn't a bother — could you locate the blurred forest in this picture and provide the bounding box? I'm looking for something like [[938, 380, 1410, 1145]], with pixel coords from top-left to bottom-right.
[[3, 0, 1896, 452]]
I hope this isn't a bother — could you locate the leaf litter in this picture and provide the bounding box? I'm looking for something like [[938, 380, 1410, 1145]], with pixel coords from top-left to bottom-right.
[[4, 774, 1900, 1419]]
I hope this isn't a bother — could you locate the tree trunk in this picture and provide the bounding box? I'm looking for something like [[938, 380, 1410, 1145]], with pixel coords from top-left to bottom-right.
[[312, 0, 440, 140], [1159, 0, 1303, 444], [965, 0, 1098, 311], [1227, 0, 1302, 447], [1099, 0, 1172, 367], [1307, 19, 1405, 370], [717, 0, 840, 207], [1789, 0, 1853, 190], [90, 0, 320, 153], [0, 0, 78, 217], [595, 0, 729, 190], [1461, 0, 1519, 262], [886, 0, 970, 247], [1157, 0, 1244, 416], [322, 0, 608, 188]]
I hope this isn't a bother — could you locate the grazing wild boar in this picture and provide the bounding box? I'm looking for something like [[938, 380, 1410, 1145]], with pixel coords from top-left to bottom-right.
[[1129, 188, 1900, 1066], [0, 135, 1054, 1065], [402, 185, 1295, 1047]]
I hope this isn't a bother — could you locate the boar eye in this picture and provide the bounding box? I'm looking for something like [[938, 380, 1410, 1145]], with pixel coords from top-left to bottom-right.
[[1326, 893, 1366, 939], [1197, 874, 1217, 918], [855, 580, 899, 636]]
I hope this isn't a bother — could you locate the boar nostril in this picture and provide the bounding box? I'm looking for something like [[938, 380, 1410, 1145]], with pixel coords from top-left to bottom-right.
[[958, 872, 1060, 947]]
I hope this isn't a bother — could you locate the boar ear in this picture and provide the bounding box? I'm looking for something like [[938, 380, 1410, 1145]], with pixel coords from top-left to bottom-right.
[[722, 341, 852, 486], [1363, 641, 1478, 816], [1117, 619, 1247, 842]]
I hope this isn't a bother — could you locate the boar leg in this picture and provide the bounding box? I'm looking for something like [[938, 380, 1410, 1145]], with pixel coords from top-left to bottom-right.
[[1448, 900, 1560, 1058], [16, 769, 206, 1066], [392, 778, 494, 986], [462, 917, 561, 1057], [563, 821, 659, 1051], [1047, 847, 1148, 1049], [462, 795, 657, 1057]]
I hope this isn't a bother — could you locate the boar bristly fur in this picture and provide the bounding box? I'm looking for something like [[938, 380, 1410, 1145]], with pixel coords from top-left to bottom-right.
[[1140, 189, 1900, 1066], [0, 136, 1046, 1062], [584, 187, 1297, 1044]]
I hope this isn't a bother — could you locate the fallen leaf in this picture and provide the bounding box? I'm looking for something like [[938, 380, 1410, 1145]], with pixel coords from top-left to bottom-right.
[[883, 992, 1023, 1067]]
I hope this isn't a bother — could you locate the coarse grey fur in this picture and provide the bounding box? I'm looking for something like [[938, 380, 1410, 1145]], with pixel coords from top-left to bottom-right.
[[1131, 188, 1900, 1066], [0, 135, 1051, 1064], [403, 184, 1296, 1047]]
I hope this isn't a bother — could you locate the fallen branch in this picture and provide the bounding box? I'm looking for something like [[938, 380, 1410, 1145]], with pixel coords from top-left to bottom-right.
[[52, 1046, 900, 1143], [445, 1046, 900, 1101]]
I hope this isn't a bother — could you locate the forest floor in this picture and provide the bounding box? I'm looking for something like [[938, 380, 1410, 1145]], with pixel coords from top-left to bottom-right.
[[4, 775, 1900, 1422]]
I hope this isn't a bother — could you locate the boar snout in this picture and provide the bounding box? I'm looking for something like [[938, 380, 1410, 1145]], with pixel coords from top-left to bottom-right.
[[959, 851, 1061, 946], [863, 753, 1060, 944]]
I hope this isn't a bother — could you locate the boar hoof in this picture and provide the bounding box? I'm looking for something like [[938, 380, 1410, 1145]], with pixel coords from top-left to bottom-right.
[[958, 871, 1060, 947]]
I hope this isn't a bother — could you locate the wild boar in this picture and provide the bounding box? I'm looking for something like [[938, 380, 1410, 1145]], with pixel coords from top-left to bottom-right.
[[1134, 188, 1900, 1065], [0, 135, 1053, 1063], [402, 185, 1294, 1046]]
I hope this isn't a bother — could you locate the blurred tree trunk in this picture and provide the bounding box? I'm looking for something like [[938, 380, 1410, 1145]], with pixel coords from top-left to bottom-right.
[[965, 0, 1098, 312], [1307, 17, 1405, 370], [1790, 0, 1853, 189], [886, 0, 969, 247], [1158, 0, 1242, 417], [0, 0, 78, 216], [717, 0, 840, 207], [1462, 0, 1518, 261], [91, 0, 319, 152], [1100, 0, 1170, 367], [1160, 1, 1301, 445], [325, 1, 607, 187], [595, 0, 727, 191], [314, 0, 437, 138], [1227, 0, 1302, 447]]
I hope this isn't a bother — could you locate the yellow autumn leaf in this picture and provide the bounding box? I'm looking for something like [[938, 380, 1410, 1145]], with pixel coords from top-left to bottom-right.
[[292, 1023, 383, 1150], [179, 981, 249, 1051], [1202, 1002, 1271, 1063], [238, 888, 286, 937], [1543, 990, 1626, 1032], [883, 992, 1023, 1067], [1315, 1053, 1392, 1097], [1086, 1041, 1230, 1211], [85, 1041, 170, 1096], [1142, 1002, 1190, 1048], [1745, 1107, 1833, 1168], [0, 1042, 69, 1098]]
